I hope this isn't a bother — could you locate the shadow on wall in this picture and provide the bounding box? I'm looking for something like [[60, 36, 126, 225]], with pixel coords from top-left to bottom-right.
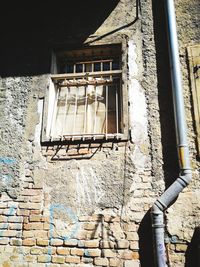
[[185, 227, 200, 267], [0, 1, 119, 77], [138, 0, 179, 266], [138, 210, 154, 267], [152, 0, 179, 187]]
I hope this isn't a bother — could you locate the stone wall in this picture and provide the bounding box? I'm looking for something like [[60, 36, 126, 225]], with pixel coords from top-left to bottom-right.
[[165, 0, 200, 266], [0, 0, 199, 267]]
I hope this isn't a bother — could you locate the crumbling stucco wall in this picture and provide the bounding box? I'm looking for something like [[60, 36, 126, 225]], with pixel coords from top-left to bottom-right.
[[0, 0, 199, 266], [165, 0, 200, 266], [0, 1, 161, 266]]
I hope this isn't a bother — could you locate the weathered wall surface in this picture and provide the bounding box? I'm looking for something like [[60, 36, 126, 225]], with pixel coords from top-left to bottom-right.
[[165, 0, 200, 266], [0, 1, 160, 266], [0, 0, 199, 267]]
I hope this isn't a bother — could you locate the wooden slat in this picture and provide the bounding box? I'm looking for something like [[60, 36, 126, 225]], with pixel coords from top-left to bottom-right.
[[187, 44, 200, 156], [51, 70, 122, 80]]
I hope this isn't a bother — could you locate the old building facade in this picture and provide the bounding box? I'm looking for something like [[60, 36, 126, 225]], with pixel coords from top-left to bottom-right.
[[0, 0, 199, 266]]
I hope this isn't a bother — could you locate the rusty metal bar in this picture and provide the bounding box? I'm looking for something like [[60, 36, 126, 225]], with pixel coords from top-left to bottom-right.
[[61, 88, 69, 138], [93, 85, 97, 137], [73, 87, 78, 137], [83, 86, 88, 134], [116, 84, 119, 135], [105, 85, 108, 137]]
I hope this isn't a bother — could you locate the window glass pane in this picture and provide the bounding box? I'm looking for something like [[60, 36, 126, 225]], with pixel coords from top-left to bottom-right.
[[76, 64, 83, 73], [108, 85, 117, 133], [53, 87, 67, 137], [103, 62, 110, 71], [94, 62, 101, 72], [64, 64, 74, 73], [50, 80, 121, 137], [112, 60, 119, 70], [85, 63, 92, 72], [95, 85, 106, 134]]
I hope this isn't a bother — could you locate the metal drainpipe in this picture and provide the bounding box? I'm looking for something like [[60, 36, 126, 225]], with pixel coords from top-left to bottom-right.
[[151, 0, 192, 266]]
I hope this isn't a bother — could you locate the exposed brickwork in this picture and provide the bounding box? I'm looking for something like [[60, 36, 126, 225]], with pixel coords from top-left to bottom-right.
[[0, 0, 199, 266], [0, 186, 145, 266]]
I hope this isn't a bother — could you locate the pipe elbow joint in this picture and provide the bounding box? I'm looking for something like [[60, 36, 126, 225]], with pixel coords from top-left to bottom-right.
[[179, 169, 192, 185], [151, 201, 164, 215]]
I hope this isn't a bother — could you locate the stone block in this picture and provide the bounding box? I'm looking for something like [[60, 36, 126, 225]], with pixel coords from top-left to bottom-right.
[[64, 239, 78, 246], [115, 240, 129, 249], [0, 216, 8, 222], [84, 248, 101, 257], [0, 222, 8, 229], [8, 216, 23, 223], [50, 238, 63, 246], [57, 247, 70, 255], [70, 248, 84, 256], [83, 240, 99, 248], [38, 254, 51, 263], [22, 238, 36, 246], [36, 239, 49, 246], [10, 238, 22, 246], [24, 254, 36, 262], [109, 258, 120, 266], [124, 260, 140, 267], [0, 230, 18, 237], [9, 223, 22, 230], [120, 250, 136, 260], [30, 247, 43, 255], [0, 237, 9, 245], [102, 249, 116, 258], [126, 232, 139, 241], [17, 209, 29, 216], [94, 257, 109, 266], [29, 215, 42, 222], [100, 241, 115, 249], [65, 256, 81, 264], [175, 244, 187, 252], [22, 189, 42, 196], [52, 256, 66, 264], [23, 222, 43, 230], [19, 202, 41, 210]]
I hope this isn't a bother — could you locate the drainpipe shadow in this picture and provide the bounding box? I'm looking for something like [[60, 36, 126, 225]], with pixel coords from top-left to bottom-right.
[[152, 0, 179, 188], [185, 227, 200, 267], [138, 210, 154, 267]]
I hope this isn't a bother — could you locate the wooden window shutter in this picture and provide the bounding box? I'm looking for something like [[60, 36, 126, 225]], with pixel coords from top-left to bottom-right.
[[187, 45, 200, 156]]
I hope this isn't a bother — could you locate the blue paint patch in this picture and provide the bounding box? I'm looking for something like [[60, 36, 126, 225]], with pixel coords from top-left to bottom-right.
[[2, 174, 12, 183], [0, 206, 15, 236], [0, 157, 16, 164], [47, 204, 80, 255], [84, 249, 90, 257]]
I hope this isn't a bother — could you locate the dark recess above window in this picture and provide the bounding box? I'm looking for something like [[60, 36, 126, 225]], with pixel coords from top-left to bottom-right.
[[0, 1, 120, 77]]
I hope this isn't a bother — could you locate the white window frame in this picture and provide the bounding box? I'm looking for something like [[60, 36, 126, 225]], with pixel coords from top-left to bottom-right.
[[41, 44, 129, 143]]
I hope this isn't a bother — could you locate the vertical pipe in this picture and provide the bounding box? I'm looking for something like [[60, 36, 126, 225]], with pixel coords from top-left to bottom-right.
[[165, 0, 190, 171], [151, 0, 192, 266], [152, 207, 167, 267]]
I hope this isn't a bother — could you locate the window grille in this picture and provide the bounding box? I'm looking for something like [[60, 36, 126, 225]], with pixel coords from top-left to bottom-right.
[[43, 45, 127, 142]]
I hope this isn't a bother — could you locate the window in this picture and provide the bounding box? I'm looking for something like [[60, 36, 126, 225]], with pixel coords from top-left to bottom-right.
[[42, 44, 128, 142], [187, 44, 200, 156]]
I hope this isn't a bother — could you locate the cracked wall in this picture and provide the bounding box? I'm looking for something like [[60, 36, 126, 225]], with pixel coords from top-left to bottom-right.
[[0, 0, 199, 266]]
